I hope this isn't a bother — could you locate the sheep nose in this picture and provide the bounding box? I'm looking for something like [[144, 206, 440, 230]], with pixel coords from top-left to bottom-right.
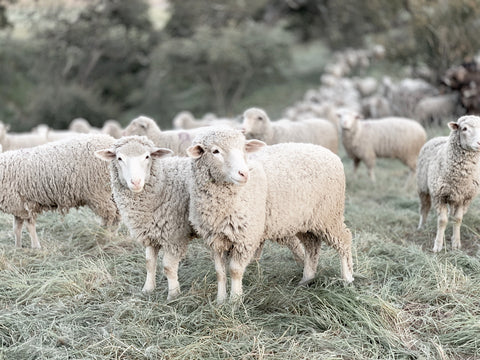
[[240, 128, 246, 134], [131, 178, 142, 187], [238, 170, 248, 181]]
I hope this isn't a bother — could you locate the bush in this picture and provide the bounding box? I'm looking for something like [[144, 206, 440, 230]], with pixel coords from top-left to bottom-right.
[[25, 84, 118, 130], [142, 22, 292, 126]]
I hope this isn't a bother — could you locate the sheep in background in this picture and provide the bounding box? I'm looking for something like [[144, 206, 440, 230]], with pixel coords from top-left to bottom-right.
[[241, 107, 339, 154], [0, 122, 49, 151], [123, 115, 207, 156], [173, 110, 239, 130], [414, 93, 462, 126], [187, 128, 353, 303], [0, 134, 120, 248], [69, 117, 94, 133], [417, 115, 480, 252], [337, 109, 427, 182], [361, 95, 392, 119], [102, 119, 123, 138], [96, 136, 195, 300]]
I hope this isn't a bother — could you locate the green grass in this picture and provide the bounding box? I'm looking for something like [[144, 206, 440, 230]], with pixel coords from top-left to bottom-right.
[[1, 127, 480, 359]]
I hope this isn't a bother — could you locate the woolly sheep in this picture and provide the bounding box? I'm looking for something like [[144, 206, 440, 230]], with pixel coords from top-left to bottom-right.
[[95, 136, 195, 300], [416, 115, 480, 252], [102, 119, 123, 138], [414, 93, 461, 126], [0, 122, 49, 151], [337, 110, 427, 182], [69, 117, 93, 133], [0, 134, 120, 248], [187, 128, 353, 303], [241, 107, 339, 154], [123, 116, 207, 156]]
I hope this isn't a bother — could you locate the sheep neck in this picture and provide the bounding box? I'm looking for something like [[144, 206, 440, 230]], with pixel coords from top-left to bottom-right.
[[444, 131, 480, 186]]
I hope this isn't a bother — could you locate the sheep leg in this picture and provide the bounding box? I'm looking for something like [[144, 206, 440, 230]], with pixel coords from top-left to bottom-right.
[[364, 156, 376, 182], [214, 250, 228, 304], [229, 252, 252, 302], [433, 204, 448, 252], [417, 192, 431, 230], [13, 216, 24, 248], [25, 218, 41, 249], [142, 245, 159, 293], [352, 158, 361, 177], [451, 206, 464, 250], [253, 240, 265, 261], [276, 236, 305, 266], [163, 250, 181, 301], [297, 233, 321, 285]]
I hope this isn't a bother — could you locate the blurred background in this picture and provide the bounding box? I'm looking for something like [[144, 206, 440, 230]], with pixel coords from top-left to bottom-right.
[[1, 0, 480, 131]]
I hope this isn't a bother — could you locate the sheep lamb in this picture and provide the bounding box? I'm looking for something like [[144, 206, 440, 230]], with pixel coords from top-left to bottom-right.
[[241, 107, 339, 154], [416, 115, 480, 252], [95, 136, 196, 300], [337, 109, 427, 182], [0, 134, 120, 248], [187, 128, 353, 303]]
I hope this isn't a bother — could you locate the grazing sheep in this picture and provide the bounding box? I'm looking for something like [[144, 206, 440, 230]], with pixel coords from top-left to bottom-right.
[[0, 134, 120, 248], [95, 136, 195, 300], [241, 107, 339, 154], [337, 109, 427, 182], [416, 115, 480, 252], [187, 128, 353, 303], [0, 122, 49, 151], [123, 116, 208, 156], [102, 120, 123, 138]]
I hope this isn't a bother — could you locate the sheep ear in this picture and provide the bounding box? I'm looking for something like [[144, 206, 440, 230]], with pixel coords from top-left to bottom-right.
[[95, 149, 116, 161], [151, 148, 173, 159], [186, 144, 204, 159], [448, 122, 459, 131], [245, 139, 266, 153]]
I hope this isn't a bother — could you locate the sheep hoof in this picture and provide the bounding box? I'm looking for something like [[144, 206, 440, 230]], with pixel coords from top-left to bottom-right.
[[166, 288, 181, 302], [298, 278, 315, 287], [142, 285, 155, 294]]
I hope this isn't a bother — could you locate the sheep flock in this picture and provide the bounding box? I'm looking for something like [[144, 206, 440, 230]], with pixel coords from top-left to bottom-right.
[[2, 44, 480, 304]]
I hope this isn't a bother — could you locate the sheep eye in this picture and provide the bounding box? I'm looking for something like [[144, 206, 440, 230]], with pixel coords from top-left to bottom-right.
[[145, 155, 150, 159], [258, 117, 263, 121], [462, 127, 468, 131], [212, 149, 220, 154], [117, 157, 123, 161]]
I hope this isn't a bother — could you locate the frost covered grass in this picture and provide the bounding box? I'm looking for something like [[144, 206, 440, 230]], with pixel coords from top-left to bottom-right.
[[1, 126, 480, 359]]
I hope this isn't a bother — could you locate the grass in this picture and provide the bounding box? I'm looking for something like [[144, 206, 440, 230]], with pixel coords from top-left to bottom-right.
[[1, 127, 480, 359]]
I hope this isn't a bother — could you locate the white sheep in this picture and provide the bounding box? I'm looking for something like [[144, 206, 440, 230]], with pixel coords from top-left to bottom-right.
[[95, 136, 195, 300], [187, 128, 353, 303], [414, 93, 461, 126], [0, 134, 120, 248], [337, 109, 427, 182], [101, 119, 123, 138], [68, 117, 93, 133], [123, 116, 207, 156], [417, 115, 480, 252], [0, 122, 49, 151], [241, 107, 339, 154]]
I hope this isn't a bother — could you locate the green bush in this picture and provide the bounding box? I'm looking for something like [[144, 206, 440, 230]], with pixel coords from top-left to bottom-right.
[[25, 84, 118, 130], [142, 22, 292, 126]]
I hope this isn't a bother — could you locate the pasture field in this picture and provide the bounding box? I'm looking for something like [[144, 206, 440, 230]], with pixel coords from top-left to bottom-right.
[[1, 125, 480, 359]]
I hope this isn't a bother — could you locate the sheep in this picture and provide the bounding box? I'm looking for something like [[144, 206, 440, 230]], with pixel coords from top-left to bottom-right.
[[123, 115, 208, 156], [414, 93, 462, 126], [187, 128, 353, 303], [102, 120, 123, 138], [241, 107, 339, 154], [337, 109, 427, 182], [69, 117, 93, 133], [361, 95, 392, 119], [172, 111, 206, 130], [95, 136, 195, 300], [416, 115, 480, 252], [0, 134, 121, 248], [0, 122, 49, 151]]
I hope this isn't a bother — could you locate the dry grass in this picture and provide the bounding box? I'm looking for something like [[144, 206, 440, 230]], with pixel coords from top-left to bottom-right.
[[1, 125, 480, 359]]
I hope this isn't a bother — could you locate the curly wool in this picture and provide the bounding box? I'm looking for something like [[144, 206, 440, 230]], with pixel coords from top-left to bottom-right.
[[0, 134, 120, 226], [0, 123, 49, 151]]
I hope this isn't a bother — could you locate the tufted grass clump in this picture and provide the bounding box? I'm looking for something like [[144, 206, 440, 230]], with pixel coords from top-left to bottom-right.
[[1, 126, 480, 359]]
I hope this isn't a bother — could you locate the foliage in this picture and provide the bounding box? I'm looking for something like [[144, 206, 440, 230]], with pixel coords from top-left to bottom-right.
[[142, 22, 292, 124], [0, 0, 16, 29]]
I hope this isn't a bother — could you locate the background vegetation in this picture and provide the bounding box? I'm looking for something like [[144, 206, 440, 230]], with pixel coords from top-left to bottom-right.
[[1, 0, 480, 130]]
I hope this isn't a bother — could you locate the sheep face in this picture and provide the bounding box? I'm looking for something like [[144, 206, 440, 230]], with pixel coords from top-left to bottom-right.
[[123, 116, 159, 137], [337, 110, 360, 130], [241, 108, 270, 140], [449, 115, 480, 151], [187, 130, 265, 185], [96, 139, 172, 193]]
